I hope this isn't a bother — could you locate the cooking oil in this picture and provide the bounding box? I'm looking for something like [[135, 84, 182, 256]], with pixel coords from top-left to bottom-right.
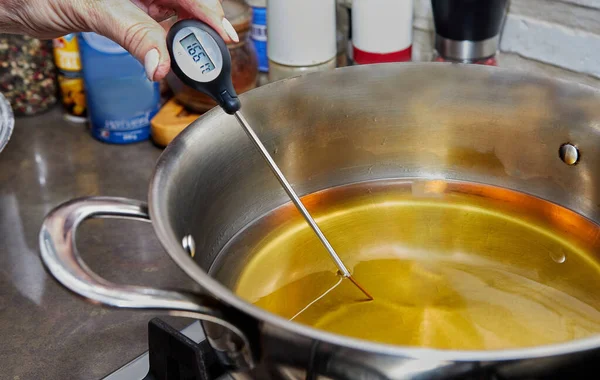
[[220, 179, 600, 350]]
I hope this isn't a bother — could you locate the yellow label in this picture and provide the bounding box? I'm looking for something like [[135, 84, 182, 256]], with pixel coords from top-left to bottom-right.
[[58, 74, 87, 117], [53, 34, 81, 71]]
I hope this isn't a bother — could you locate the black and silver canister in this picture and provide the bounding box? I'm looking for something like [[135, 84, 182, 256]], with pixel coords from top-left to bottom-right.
[[431, 0, 508, 64]]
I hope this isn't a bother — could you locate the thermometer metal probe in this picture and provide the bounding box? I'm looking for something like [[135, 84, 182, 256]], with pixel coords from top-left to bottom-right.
[[167, 19, 372, 300]]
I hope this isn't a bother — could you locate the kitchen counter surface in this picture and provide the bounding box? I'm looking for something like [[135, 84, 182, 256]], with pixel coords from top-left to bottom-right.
[[1, 60, 600, 380], [0, 108, 198, 379]]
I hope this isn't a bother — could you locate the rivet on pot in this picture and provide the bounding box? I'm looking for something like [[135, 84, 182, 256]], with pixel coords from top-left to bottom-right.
[[559, 143, 580, 166], [182, 235, 196, 258]]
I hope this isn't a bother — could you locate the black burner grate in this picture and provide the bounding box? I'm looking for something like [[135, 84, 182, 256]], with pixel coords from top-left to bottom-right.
[[143, 318, 224, 380]]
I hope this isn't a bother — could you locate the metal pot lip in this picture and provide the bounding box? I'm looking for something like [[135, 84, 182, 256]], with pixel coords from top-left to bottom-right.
[[150, 63, 600, 361]]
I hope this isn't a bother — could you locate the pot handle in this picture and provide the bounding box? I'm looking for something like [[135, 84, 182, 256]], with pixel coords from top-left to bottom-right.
[[39, 196, 255, 370]]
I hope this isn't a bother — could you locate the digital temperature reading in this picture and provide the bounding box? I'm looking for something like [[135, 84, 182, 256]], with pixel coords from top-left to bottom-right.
[[180, 33, 215, 74]]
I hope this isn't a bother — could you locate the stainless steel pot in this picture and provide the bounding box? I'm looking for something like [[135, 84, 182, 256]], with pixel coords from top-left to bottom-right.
[[40, 64, 600, 379]]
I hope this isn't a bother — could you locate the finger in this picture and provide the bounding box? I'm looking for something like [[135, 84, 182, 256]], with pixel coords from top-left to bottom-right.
[[148, 5, 177, 22], [176, 0, 238, 43], [89, 1, 171, 81], [130, 0, 175, 22]]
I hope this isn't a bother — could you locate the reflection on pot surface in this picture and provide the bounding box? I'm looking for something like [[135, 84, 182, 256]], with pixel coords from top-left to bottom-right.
[[213, 179, 600, 350]]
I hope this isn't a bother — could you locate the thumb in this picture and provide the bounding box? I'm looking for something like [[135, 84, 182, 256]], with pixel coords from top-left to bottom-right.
[[91, 2, 171, 81]]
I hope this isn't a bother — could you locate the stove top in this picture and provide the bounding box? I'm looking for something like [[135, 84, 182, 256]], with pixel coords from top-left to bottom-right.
[[103, 317, 600, 380], [104, 319, 232, 380]]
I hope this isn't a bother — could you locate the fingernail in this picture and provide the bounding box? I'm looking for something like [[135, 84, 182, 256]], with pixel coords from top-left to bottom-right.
[[144, 48, 160, 81], [222, 18, 239, 43]]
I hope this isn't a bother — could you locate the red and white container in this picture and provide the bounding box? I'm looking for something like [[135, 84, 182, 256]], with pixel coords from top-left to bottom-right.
[[352, 0, 413, 65]]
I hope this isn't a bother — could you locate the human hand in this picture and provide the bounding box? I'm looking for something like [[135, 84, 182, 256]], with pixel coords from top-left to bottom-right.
[[0, 0, 239, 81]]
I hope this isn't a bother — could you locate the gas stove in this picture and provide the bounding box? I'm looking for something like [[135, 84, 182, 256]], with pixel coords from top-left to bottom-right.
[[103, 317, 600, 380], [104, 319, 231, 380]]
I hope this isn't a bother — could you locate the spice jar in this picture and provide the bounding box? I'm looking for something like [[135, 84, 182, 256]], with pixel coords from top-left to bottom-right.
[[167, 0, 258, 113], [0, 35, 57, 116], [53, 33, 88, 122], [267, 0, 337, 82]]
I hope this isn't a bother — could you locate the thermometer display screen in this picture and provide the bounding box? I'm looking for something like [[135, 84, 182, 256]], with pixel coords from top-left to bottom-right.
[[180, 33, 215, 74]]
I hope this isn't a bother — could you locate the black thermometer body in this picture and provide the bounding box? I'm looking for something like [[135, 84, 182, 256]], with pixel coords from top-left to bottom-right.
[[167, 19, 241, 114]]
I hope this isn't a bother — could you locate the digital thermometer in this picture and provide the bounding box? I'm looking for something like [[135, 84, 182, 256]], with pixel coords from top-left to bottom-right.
[[167, 19, 240, 114], [166, 20, 373, 301]]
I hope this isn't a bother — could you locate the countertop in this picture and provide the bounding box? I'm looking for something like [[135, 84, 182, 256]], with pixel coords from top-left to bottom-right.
[[1, 60, 599, 380], [0, 108, 197, 379]]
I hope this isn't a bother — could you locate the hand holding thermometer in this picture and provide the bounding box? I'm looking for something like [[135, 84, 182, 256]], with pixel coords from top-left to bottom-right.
[[167, 20, 373, 301]]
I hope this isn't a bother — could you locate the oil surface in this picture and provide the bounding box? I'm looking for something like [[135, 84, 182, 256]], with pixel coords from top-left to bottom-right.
[[221, 180, 600, 350]]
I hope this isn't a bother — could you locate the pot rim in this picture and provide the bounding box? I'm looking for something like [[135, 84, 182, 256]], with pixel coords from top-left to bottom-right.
[[150, 63, 600, 362]]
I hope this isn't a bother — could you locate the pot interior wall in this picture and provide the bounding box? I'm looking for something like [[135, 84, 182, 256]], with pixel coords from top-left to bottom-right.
[[212, 178, 600, 349], [156, 63, 600, 286]]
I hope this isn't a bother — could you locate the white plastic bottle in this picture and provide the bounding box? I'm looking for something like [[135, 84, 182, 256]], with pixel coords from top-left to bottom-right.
[[267, 0, 337, 81]]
